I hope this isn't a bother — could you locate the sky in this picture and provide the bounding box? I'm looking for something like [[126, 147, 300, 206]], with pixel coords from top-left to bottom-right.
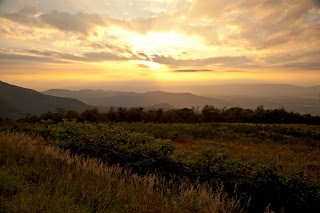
[[0, 0, 319, 91]]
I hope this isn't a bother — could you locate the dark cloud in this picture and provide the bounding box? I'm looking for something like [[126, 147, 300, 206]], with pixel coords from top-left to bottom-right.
[[173, 69, 213, 73]]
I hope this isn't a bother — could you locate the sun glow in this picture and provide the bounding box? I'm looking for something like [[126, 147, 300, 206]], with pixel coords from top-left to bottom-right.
[[130, 32, 201, 54], [138, 60, 163, 69]]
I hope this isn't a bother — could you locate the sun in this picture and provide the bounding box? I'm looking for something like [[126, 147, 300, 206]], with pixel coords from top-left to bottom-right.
[[138, 60, 163, 69], [129, 31, 200, 55]]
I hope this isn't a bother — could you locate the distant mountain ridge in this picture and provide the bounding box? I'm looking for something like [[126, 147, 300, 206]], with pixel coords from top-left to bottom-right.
[[0, 81, 90, 118], [43, 89, 226, 108], [183, 84, 320, 97], [0, 81, 318, 118], [43, 85, 320, 115]]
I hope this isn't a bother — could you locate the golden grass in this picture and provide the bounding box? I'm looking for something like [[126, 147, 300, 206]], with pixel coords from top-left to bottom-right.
[[174, 138, 320, 181], [0, 132, 243, 213], [175, 138, 205, 152]]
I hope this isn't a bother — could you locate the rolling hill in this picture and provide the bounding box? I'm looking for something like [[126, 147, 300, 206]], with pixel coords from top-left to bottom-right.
[[42, 90, 227, 108], [0, 81, 90, 118]]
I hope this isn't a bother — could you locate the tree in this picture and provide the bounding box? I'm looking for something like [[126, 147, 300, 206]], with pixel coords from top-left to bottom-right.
[[201, 105, 220, 122], [116, 107, 127, 122], [127, 107, 144, 122], [106, 106, 117, 122], [65, 110, 80, 121], [80, 108, 101, 122]]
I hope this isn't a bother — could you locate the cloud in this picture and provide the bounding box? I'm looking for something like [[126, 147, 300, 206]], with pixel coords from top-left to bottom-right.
[[222, 0, 319, 50], [86, 42, 136, 57], [82, 52, 128, 62], [119, 0, 320, 50], [138, 64, 150, 69], [0, 48, 132, 64], [172, 69, 248, 73], [40, 11, 107, 34], [263, 49, 320, 68], [0, 0, 319, 76], [0, 52, 69, 64], [138, 53, 151, 61], [223, 70, 247, 73], [173, 69, 213, 73], [1, 7, 113, 34], [1, 1, 319, 50], [274, 59, 320, 71], [87, 43, 116, 50], [2, 1, 317, 51], [86, 43, 153, 61], [189, 0, 231, 19], [102, 0, 191, 19], [151, 54, 253, 67], [314, 0, 320, 7]]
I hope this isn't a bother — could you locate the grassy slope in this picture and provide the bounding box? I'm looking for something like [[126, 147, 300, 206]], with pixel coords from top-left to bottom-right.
[[0, 132, 242, 213]]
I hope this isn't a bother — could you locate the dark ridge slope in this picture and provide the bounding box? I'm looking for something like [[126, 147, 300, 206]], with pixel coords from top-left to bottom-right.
[[0, 81, 90, 118]]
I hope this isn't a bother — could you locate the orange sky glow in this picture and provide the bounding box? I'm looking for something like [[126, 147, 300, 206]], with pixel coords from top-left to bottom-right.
[[0, 0, 319, 90]]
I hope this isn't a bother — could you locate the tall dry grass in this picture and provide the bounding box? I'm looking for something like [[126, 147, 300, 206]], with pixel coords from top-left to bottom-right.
[[0, 132, 243, 213]]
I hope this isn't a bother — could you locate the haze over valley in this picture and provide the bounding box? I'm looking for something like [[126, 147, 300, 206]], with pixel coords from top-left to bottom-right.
[[42, 84, 320, 115]]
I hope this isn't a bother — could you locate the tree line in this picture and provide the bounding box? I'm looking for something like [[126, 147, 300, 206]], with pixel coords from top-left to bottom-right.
[[16, 105, 320, 125]]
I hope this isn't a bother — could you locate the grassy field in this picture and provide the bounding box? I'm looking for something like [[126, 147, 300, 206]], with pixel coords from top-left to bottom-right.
[[2, 121, 320, 212], [0, 132, 242, 213], [117, 123, 320, 181]]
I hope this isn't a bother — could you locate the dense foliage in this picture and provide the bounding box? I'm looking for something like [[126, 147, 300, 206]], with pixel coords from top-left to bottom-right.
[[15, 105, 320, 125], [7, 121, 320, 213], [118, 122, 320, 147]]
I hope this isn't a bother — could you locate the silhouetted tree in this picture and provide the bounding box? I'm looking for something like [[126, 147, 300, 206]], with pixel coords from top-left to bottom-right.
[[117, 107, 127, 122], [106, 106, 117, 122], [18, 105, 320, 125], [65, 110, 80, 121], [201, 105, 220, 122], [80, 108, 101, 122]]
